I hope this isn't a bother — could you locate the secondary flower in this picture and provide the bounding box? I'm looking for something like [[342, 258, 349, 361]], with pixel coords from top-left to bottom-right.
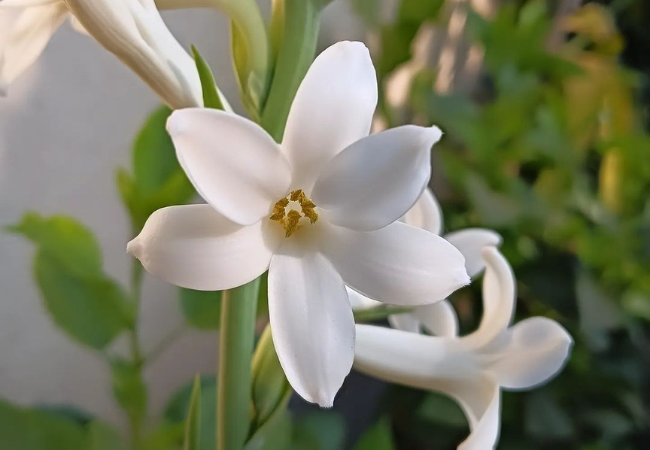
[[1, 0, 221, 108], [348, 187, 502, 335], [0, 0, 69, 95], [354, 246, 573, 450], [128, 41, 470, 407]]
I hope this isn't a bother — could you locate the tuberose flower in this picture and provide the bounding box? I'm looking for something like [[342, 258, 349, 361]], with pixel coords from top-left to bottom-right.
[[1, 0, 218, 108], [348, 187, 502, 335], [127, 41, 470, 407], [354, 246, 573, 450]]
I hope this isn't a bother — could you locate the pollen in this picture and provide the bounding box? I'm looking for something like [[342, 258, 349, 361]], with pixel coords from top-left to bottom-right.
[[269, 189, 319, 237]]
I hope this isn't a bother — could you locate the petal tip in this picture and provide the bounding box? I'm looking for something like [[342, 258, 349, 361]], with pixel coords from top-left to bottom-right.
[[126, 237, 142, 258], [428, 125, 443, 144], [166, 110, 189, 136]]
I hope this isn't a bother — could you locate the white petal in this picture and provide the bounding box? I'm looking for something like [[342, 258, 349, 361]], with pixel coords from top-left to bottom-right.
[[402, 187, 443, 234], [354, 325, 477, 390], [312, 125, 442, 231], [412, 300, 459, 337], [323, 222, 469, 306], [268, 247, 354, 407], [445, 229, 502, 278], [127, 205, 278, 291], [484, 317, 573, 390], [456, 380, 502, 450], [167, 109, 291, 226], [282, 41, 377, 190], [0, 1, 68, 90], [346, 287, 381, 310], [466, 247, 516, 346], [388, 313, 421, 334]]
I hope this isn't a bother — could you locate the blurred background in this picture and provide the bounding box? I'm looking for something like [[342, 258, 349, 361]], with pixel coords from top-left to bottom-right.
[[0, 0, 649, 449]]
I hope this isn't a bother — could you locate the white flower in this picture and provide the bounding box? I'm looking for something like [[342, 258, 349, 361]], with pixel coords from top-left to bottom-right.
[[348, 187, 502, 335], [354, 246, 573, 450], [63, 0, 203, 109], [1, 0, 217, 108], [127, 41, 470, 407], [0, 0, 69, 95]]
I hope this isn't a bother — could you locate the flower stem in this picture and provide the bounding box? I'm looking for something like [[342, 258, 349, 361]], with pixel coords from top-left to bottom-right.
[[217, 279, 260, 450]]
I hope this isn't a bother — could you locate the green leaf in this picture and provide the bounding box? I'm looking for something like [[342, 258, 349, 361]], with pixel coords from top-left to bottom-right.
[[8, 213, 131, 349], [353, 417, 395, 450], [86, 422, 128, 450], [33, 251, 131, 349], [291, 411, 345, 450], [164, 376, 217, 450], [245, 408, 292, 450], [111, 358, 147, 428], [191, 46, 225, 110], [8, 213, 102, 277], [119, 106, 196, 231], [133, 106, 180, 195], [184, 375, 202, 450], [0, 400, 87, 450], [180, 288, 223, 330]]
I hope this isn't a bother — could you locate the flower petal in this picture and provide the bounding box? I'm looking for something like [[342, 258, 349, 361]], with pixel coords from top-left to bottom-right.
[[127, 205, 278, 291], [346, 287, 381, 310], [323, 222, 469, 306], [0, 1, 68, 92], [402, 187, 443, 235], [466, 247, 516, 346], [445, 229, 502, 278], [167, 109, 291, 226], [282, 41, 377, 190], [412, 300, 459, 337], [354, 325, 477, 389], [484, 317, 573, 390], [268, 246, 354, 407], [313, 125, 442, 231], [455, 380, 502, 450]]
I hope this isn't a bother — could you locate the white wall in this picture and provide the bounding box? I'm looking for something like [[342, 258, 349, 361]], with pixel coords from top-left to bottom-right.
[[0, 2, 364, 429]]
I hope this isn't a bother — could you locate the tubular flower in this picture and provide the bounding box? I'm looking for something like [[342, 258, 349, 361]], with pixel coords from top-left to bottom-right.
[[354, 247, 573, 450], [63, 0, 203, 109], [0, 0, 69, 95], [127, 41, 470, 407], [348, 187, 502, 335]]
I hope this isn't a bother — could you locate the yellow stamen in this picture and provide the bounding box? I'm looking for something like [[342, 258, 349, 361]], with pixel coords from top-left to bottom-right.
[[269, 189, 319, 237]]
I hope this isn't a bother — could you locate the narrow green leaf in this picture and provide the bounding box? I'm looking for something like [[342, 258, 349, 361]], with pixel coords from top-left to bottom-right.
[[184, 375, 202, 450], [191, 46, 225, 110], [353, 305, 412, 323], [180, 288, 223, 330], [353, 417, 395, 450]]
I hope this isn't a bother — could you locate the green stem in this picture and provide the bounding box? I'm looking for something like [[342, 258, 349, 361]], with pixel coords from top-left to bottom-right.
[[217, 279, 260, 450], [127, 260, 146, 447], [261, 0, 321, 142]]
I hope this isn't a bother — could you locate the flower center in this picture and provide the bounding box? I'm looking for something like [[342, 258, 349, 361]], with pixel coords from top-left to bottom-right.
[[269, 189, 319, 237]]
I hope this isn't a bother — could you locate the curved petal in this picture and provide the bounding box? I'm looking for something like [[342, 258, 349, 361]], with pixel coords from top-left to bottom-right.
[[388, 313, 421, 334], [484, 317, 573, 390], [455, 380, 501, 450], [282, 41, 377, 190], [346, 287, 381, 310], [413, 300, 459, 337], [465, 247, 516, 346], [0, 1, 68, 92], [323, 222, 469, 306], [167, 109, 291, 226], [127, 205, 278, 291], [402, 187, 443, 235], [445, 229, 502, 278], [268, 247, 354, 407], [354, 325, 477, 390], [312, 125, 442, 231]]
